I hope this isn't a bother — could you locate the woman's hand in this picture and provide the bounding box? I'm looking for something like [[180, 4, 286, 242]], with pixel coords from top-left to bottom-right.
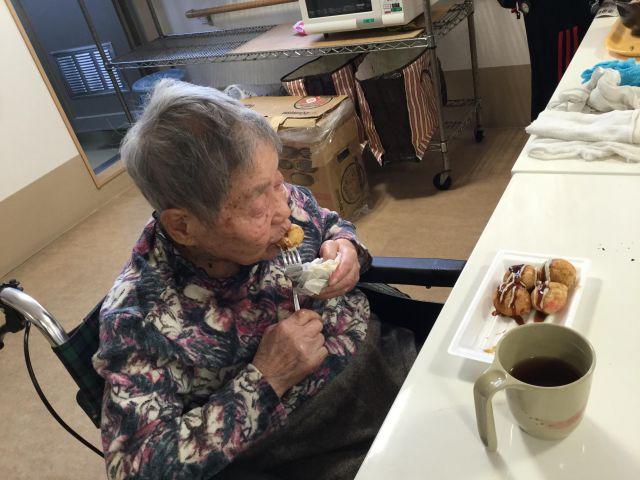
[[253, 309, 327, 397], [318, 239, 360, 299]]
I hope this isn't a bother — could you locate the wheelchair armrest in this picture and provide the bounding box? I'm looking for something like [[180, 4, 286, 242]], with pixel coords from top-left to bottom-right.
[[360, 256, 466, 288]]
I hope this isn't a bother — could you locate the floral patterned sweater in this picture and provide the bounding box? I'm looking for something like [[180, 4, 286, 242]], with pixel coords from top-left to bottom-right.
[[93, 185, 371, 480]]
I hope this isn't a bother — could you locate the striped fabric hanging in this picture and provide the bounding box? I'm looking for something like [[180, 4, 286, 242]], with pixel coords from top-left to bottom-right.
[[355, 81, 385, 163], [354, 50, 440, 165], [402, 53, 439, 160]]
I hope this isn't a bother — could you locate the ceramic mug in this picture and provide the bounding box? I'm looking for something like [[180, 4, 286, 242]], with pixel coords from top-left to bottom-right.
[[473, 323, 595, 451]]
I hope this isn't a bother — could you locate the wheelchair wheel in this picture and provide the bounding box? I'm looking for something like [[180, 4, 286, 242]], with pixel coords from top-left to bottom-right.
[[433, 172, 452, 191]]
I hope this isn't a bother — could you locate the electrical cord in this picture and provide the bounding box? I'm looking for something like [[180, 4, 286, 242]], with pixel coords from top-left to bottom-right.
[[23, 323, 104, 458]]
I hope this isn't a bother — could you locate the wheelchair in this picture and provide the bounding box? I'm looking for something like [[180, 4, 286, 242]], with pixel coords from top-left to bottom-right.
[[0, 256, 465, 458]]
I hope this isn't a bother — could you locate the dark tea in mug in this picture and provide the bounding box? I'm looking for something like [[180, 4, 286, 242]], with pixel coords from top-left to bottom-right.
[[509, 356, 583, 387]]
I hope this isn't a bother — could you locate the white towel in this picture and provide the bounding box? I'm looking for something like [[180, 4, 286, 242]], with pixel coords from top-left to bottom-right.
[[526, 109, 640, 144], [527, 66, 640, 162], [548, 68, 640, 113], [527, 138, 640, 163]]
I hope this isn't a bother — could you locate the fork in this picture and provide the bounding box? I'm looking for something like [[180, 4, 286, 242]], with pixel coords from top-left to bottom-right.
[[281, 247, 302, 311]]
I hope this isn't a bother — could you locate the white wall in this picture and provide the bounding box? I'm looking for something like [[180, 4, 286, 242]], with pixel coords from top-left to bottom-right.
[[437, 0, 529, 71], [0, 1, 78, 202], [144, 0, 529, 88]]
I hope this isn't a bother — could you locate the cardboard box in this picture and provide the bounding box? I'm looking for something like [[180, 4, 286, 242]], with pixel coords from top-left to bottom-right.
[[242, 95, 369, 219]]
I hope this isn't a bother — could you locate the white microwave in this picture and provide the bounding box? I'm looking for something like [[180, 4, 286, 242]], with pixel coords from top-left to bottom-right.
[[299, 0, 425, 34]]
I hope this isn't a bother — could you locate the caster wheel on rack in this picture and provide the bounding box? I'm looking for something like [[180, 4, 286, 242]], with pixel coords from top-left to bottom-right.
[[433, 172, 452, 191], [474, 129, 485, 143]]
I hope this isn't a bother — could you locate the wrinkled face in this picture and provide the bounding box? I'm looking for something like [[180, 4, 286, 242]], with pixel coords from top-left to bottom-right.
[[194, 141, 292, 265]]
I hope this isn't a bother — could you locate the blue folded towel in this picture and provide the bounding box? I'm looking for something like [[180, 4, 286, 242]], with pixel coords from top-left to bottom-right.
[[581, 59, 640, 86]]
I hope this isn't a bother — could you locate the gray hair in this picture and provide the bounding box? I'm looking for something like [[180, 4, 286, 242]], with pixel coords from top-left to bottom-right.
[[121, 79, 281, 223]]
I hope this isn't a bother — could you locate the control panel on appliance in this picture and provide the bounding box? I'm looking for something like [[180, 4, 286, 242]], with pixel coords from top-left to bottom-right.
[[382, 0, 406, 14]]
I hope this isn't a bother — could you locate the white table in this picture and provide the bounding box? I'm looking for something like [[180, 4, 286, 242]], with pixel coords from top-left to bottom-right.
[[355, 173, 640, 479], [511, 16, 640, 176]]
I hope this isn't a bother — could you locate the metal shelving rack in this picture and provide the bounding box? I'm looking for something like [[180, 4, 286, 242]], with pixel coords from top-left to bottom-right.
[[78, 0, 483, 190]]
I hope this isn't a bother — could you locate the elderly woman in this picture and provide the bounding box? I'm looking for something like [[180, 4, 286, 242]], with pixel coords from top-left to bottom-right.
[[93, 80, 416, 480]]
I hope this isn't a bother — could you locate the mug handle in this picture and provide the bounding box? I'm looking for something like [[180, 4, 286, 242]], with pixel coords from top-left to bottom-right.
[[473, 368, 517, 452]]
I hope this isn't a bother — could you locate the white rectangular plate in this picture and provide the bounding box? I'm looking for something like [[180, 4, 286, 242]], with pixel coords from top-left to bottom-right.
[[448, 251, 591, 364]]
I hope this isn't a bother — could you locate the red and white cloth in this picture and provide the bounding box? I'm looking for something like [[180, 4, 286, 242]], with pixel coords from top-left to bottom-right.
[[355, 51, 439, 164]]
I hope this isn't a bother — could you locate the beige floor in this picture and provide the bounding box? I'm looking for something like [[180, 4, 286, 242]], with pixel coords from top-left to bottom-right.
[[0, 127, 527, 479]]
